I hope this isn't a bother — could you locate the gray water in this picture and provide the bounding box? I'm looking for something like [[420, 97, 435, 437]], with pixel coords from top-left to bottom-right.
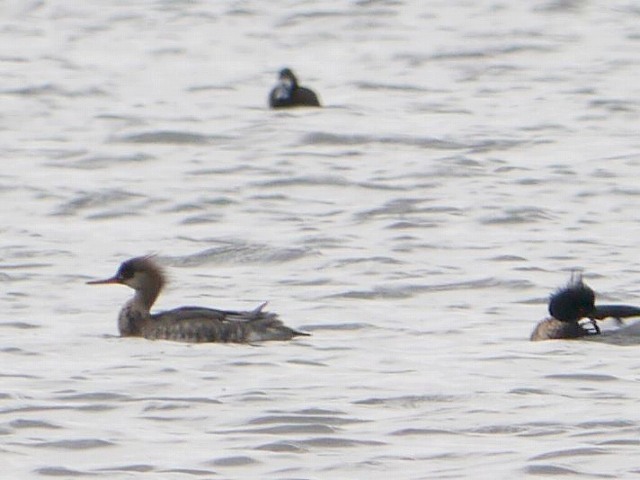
[[2, 1, 640, 478]]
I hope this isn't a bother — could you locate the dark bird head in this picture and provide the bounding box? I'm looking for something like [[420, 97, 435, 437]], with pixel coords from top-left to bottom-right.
[[87, 255, 165, 293], [548, 272, 595, 322], [278, 68, 298, 88]]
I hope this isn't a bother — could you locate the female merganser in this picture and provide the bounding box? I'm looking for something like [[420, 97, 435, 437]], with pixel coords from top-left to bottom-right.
[[530, 273, 640, 341], [269, 68, 321, 108], [87, 256, 309, 343]]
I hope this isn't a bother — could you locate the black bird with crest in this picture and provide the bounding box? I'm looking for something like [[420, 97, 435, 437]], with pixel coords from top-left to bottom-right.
[[530, 273, 640, 341]]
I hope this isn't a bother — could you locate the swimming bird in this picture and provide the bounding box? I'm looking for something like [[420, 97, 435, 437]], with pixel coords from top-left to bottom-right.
[[269, 68, 321, 108], [530, 273, 640, 341], [87, 256, 309, 343]]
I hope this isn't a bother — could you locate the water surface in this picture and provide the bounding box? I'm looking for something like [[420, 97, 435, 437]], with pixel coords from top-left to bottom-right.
[[2, 1, 640, 478]]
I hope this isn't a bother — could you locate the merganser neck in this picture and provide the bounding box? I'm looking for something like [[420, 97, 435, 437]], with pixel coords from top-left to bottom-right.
[[136, 273, 162, 310]]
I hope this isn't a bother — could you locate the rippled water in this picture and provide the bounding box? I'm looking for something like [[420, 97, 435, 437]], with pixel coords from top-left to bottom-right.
[[3, 1, 640, 478]]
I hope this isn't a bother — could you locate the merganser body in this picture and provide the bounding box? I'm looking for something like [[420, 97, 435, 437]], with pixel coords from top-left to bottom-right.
[[87, 256, 309, 343]]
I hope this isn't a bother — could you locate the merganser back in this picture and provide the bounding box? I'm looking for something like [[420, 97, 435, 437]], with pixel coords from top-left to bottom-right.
[[530, 273, 640, 341], [87, 256, 309, 343]]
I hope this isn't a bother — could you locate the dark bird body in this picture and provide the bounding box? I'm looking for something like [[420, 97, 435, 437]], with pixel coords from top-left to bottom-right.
[[269, 68, 321, 108], [530, 273, 640, 341], [88, 256, 308, 343]]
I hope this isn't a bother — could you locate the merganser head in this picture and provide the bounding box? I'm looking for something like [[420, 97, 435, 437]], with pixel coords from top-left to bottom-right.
[[548, 272, 595, 322], [87, 256, 165, 293]]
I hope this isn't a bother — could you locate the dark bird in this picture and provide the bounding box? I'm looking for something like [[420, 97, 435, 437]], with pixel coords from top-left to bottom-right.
[[530, 273, 640, 341], [269, 68, 321, 108], [87, 256, 309, 343]]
